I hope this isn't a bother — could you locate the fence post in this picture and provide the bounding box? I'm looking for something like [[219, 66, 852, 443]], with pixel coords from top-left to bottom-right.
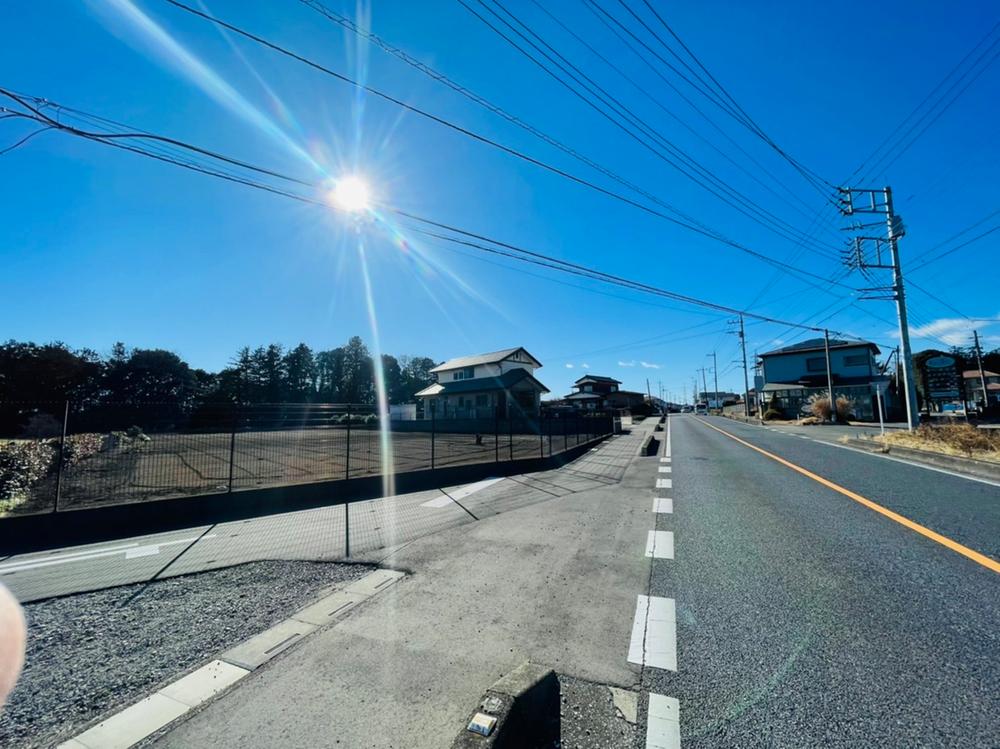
[[344, 501, 351, 558], [227, 404, 238, 493], [547, 416, 552, 456], [494, 406, 499, 463], [53, 400, 69, 513], [577, 417, 581, 446], [508, 413, 513, 461], [344, 404, 352, 481], [431, 404, 436, 470], [539, 416, 544, 458]]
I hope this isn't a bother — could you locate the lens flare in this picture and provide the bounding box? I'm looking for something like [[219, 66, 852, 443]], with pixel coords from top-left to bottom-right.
[[330, 176, 371, 213]]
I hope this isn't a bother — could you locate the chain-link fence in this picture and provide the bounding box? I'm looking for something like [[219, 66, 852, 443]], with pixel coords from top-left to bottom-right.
[[0, 402, 613, 516]]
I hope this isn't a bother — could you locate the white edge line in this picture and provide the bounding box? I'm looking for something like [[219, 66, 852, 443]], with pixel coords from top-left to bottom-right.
[[722, 419, 1000, 489]]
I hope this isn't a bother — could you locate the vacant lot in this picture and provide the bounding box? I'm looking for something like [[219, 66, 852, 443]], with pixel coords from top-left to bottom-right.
[[9, 425, 589, 514]]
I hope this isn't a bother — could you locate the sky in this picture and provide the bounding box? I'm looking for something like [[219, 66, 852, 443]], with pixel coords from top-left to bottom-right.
[[1, 0, 998, 401]]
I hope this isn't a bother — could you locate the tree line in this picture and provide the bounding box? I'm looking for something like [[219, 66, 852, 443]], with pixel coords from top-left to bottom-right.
[[0, 337, 438, 411]]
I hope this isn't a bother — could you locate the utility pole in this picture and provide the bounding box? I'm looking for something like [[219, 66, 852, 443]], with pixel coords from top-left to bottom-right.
[[823, 329, 837, 423], [709, 351, 719, 411], [734, 315, 751, 418], [838, 185, 920, 429], [697, 369, 708, 406], [973, 330, 989, 412]]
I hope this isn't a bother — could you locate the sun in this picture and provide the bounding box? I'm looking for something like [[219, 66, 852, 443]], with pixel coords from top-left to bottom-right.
[[330, 175, 371, 213]]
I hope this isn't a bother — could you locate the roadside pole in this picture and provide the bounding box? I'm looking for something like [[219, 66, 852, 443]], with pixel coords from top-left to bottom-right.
[[824, 329, 837, 423], [974, 330, 989, 413], [738, 314, 752, 418], [431, 404, 436, 470], [53, 400, 69, 513], [875, 384, 885, 437], [494, 405, 499, 463], [227, 404, 238, 493], [344, 404, 352, 480]]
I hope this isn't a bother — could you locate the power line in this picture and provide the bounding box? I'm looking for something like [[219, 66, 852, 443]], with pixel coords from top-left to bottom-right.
[[298, 0, 828, 258], [301, 0, 829, 234], [2, 87, 859, 337], [158, 0, 847, 283], [910, 221, 1000, 274], [462, 0, 844, 257], [625, 0, 836, 195], [850, 20, 1000, 184]]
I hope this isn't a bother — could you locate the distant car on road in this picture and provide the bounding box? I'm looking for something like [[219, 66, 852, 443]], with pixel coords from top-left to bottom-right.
[[694, 404, 708, 415]]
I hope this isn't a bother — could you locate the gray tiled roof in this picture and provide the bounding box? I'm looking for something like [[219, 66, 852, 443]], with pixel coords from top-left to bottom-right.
[[760, 337, 880, 357], [415, 367, 550, 396], [429, 347, 540, 373]]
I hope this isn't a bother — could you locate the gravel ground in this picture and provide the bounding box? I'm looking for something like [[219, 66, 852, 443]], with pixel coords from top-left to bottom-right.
[[0, 559, 370, 748], [551, 675, 638, 749]]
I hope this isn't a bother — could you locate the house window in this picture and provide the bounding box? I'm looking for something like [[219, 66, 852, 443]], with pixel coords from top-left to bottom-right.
[[806, 357, 826, 372], [583, 384, 593, 392], [844, 354, 868, 366], [453, 366, 476, 381], [475, 394, 488, 406]]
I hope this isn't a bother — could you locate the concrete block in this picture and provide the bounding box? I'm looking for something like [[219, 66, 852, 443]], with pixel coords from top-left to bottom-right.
[[72, 693, 189, 749], [344, 568, 405, 598], [221, 618, 317, 671], [452, 662, 559, 748], [291, 590, 362, 626], [159, 659, 249, 707]]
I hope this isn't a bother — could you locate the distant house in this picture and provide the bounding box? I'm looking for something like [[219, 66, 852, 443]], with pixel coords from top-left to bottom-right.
[[414, 347, 549, 419], [564, 375, 620, 411], [758, 338, 888, 420], [963, 369, 1000, 409], [562, 375, 645, 412]]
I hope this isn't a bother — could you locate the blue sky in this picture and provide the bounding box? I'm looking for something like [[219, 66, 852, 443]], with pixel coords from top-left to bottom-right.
[[1, 0, 998, 401]]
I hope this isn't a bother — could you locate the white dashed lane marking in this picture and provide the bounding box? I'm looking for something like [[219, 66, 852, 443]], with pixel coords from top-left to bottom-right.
[[646, 694, 681, 749], [658, 466, 672, 473], [645, 531, 674, 559], [628, 595, 677, 671], [656, 478, 672, 489], [660, 457, 671, 463], [652, 497, 672, 514]]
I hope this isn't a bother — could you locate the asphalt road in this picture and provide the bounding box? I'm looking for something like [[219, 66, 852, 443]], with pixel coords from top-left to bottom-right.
[[6, 414, 998, 748], [645, 414, 999, 747]]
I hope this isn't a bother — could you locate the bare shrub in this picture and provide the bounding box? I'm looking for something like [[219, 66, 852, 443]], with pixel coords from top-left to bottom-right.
[[806, 394, 854, 422], [0, 440, 57, 512]]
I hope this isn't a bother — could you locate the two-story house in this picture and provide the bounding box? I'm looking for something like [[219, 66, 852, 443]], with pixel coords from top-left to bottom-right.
[[562, 375, 645, 411], [963, 369, 1000, 409], [414, 347, 550, 419], [758, 338, 889, 420], [564, 375, 621, 410]]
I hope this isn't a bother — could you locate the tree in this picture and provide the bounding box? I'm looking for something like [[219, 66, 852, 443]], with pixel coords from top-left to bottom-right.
[[379, 354, 404, 404], [102, 348, 196, 405], [399, 356, 438, 401], [340, 336, 374, 404], [315, 347, 345, 401], [283, 343, 317, 402]]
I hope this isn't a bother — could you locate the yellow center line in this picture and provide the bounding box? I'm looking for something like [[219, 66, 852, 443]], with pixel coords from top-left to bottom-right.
[[695, 418, 1000, 575]]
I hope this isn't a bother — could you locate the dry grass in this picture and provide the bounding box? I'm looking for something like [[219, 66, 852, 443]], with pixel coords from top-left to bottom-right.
[[877, 424, 1000, 463]]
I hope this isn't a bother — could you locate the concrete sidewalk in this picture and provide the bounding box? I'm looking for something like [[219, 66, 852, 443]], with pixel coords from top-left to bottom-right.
[[149, 423, 660, 748]]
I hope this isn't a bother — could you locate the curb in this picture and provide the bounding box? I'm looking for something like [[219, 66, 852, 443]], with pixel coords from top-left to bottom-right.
[[56, 568, 405, 749], [843, 438, 1000, 482], [451, 662, 559, 748]]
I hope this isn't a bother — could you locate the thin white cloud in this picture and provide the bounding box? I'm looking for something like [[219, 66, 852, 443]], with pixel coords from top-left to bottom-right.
[[641, 361, 661, 369], [565, 363, 574, 368], [910, 315, 1000, 347], [618, 360, 636, 367], [581, 363, 590, 369]]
